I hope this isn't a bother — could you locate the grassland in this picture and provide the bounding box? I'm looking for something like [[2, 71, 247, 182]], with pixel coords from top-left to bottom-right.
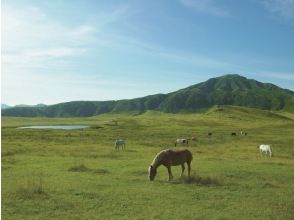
[[1, 106, 294, 219]]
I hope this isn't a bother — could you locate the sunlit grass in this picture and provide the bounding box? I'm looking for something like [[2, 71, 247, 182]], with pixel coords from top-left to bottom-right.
[[2, 106, 294, 219]]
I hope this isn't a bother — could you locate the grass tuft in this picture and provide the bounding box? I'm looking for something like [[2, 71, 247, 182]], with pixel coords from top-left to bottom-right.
[[263, 182, 279, 188], [93, 169, 109, 175], [91, 125, 103, 129], [68, 164, 91, 172], [175, 173, 223, 186], [16, 176, 47, 199]]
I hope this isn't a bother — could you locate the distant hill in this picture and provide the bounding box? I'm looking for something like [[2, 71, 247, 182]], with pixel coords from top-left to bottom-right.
[[14, 104, 47, 108], [2, 74, 294, 117], [1, 104, 11, 109], [1, 103, 46, 110]]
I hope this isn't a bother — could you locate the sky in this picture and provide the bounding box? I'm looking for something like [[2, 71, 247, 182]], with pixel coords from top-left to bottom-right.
[[1, 0, 294, 105]]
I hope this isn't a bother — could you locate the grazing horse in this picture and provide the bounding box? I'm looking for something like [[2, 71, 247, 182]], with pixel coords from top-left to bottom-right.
[[114, 139, 125, 150], [191, 136, 198, 141], [240, 131, 247, 136], [148, 149, 193, 181], [259, 144, 272, 157], [175, 138, 189, 147]]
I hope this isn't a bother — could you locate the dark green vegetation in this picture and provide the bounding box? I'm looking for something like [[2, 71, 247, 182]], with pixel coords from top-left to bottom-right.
[[2, 74, 294, 117], [1, 104, 11, 109], [2, 106, 294, 219]]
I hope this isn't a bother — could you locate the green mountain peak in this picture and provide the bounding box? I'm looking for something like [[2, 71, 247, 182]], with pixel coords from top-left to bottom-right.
[[2, 74, 294, 117]]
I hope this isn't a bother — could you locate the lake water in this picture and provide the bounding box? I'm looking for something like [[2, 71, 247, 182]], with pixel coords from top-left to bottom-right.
[[18, 125, 89, 130]]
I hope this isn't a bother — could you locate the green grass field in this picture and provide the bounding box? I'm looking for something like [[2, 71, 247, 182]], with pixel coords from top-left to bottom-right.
[[2, 106, 294, 219]]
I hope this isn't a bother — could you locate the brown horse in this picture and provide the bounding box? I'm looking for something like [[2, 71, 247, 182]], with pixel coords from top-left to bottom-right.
[[148, 149, 193, 181]]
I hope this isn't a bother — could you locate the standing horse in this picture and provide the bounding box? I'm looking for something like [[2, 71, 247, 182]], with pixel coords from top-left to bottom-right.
[[114, 139, 125, 150], [175, 138, 189, 147], [259, 144, 272, 157], [148, 149, 193, 181]]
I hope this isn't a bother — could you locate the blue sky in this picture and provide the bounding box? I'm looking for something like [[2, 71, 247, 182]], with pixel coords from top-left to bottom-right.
[[2, 0, 294, 105]]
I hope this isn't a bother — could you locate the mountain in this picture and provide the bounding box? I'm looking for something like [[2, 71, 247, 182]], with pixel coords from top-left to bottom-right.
[[1, 104, 11, 109], [1, 104, 46, 110], [14, 104, 47, 108], [2, 74, 294, 117]]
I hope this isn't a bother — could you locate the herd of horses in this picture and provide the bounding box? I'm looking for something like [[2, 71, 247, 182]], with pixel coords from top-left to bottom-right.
[[114, 130, 273, 181]]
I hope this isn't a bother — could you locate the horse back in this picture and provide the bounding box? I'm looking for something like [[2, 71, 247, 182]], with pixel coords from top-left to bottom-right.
[[169, 149, 192, 166]]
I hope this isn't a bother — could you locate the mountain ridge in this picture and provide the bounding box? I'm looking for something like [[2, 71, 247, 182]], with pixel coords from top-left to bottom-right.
[[2, 74, 294, 117]]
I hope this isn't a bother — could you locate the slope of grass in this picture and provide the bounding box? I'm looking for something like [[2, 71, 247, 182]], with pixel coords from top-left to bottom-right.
[[2, 107, 294, 219]]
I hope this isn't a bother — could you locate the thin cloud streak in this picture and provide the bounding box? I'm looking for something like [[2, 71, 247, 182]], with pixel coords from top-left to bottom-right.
[[179, 0, 230, 17], [2, 4, 130, 71], [262, 0, 294, 21], [256, 71, 294, 81]]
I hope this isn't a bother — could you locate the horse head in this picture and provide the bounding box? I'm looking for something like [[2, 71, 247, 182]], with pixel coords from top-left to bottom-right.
[[148, 165, 157, 181]]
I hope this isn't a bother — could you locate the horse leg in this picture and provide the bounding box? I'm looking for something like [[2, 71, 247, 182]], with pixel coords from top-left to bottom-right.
[[187, 162, 191, 178], [167, 166, 173, 181], [181, 164, 185, 177]]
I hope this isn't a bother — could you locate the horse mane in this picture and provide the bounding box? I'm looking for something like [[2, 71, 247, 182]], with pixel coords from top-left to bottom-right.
[[151, 149, 169, 167]]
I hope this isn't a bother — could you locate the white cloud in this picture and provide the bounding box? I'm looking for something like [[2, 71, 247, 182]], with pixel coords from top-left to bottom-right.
[[1, 3, 135, 103], [179, 0, 230, 17], [1, 4, 97, 73], [1, 3, 133, 66], [262, 0, 294, 21]]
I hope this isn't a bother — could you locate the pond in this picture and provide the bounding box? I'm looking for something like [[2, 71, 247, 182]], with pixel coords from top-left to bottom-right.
[[18, 125, 90, 130]]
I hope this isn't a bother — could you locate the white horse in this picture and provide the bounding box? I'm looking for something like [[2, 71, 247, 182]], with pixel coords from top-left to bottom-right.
[[259, 144, 272, 157], [240, 131, 247, 136], [175, 138, 189, 147], [114, 139, 125, 150]]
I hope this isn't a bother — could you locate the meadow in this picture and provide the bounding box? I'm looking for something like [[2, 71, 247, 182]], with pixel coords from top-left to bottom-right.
[[1, 106, 294, 219]]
